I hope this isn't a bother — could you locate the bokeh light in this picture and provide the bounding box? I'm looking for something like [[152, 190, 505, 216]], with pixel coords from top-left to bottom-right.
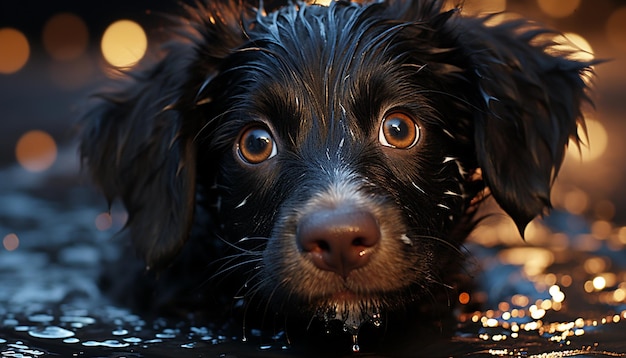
[[0, 27, 30, 74], [567, 119, 608, 163], [459, 292, 471, 305], [606, 7, 626, 53], [95, 212, 113, 231], [15, 130, 58, 172], [446, 0, 507, 15], [43, 13, 89, 61], [537, 0, 581, 18], [3, 233, 19, 251], [101, 20, 148, 68], [551, 32, 594, 62]]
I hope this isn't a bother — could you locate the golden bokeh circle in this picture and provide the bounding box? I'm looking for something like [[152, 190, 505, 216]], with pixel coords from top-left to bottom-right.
[[42, 13, 89, 61], [15, 130, 58, 172], [537, 0, 581, 18], [0, 28, 30, 74], [101, 20, 148, 68]]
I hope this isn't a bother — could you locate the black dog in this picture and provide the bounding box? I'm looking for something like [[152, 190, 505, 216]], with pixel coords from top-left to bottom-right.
[[80, 0, 593, 341]]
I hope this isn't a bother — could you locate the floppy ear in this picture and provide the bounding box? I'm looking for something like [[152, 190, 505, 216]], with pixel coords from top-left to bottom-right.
[[79, 2, 248, 269], [449, 14, 595, 234]]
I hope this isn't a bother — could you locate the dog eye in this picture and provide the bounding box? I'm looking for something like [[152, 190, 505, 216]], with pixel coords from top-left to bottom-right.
[[237, 126, 277, 164], [379, 112, 420, 149]]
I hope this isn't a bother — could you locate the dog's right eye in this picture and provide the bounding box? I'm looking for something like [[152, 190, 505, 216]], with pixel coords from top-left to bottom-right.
[[237, 126, 277, 164], [379, 112, 420, 149]]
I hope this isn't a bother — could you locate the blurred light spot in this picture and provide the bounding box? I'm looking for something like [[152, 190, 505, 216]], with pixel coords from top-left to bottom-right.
[[485, 318, 498, 327], [498, 302, 510, 312], [524, 321, 539, 331], [544, 273, 557, 286], [561, 275, 572, 287], [551, 32, 594, 62], [562, 187, 589, 215], [0, 28, 30, 74], [574, 328, 585, 336], [456, 0, 506, 15], [95, 213, 113, 231], [312, 0, 332, 5], [614, 289, 626, 302], [540, 299, 552, 310], [574, 318, 585, 328], [591, 220, 612, 240], [618, 227, 626, 245], [584, 257, 606, 274], [3, 233, 19, 251], [592, 276, 606, 290], [498, 247, 554, 276], [537, 0, 580, 18], [567, 119, 607, 162], [101, 20, 147, 68], [511, 294, 530, 308], [15, 130, 58, 172], [458, 292, 470, 305], [549, 286, 566, 303], [43, 13, 89, 61], [613, 315, 620, 323], [529, 305, 546, 320], [606, 7, 626, 53]]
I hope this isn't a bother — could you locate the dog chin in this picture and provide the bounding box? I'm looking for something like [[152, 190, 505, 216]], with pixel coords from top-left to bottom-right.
[[313, 293, 384, 333]]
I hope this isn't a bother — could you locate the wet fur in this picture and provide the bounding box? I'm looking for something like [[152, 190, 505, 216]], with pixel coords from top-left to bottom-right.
[[81, 0, 593, 338]]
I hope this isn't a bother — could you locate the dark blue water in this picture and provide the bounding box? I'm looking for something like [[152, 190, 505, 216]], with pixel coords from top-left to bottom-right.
[[1, 148, 625, 357]]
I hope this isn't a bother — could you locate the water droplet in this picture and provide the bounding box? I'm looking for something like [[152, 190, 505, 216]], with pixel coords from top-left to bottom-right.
[[3, 318, 18, 326], [123, 337, 142, 343], [155, 333, 176, 339], [352, 334, 360, 352], [28, 314, 54, 323], [112, 329, 129, 336], [59, 315, 96, 325], [181, 342, 196, 348], [63, 337, 80, 344], [28, 326, 75, 339], [144, 339, 163, 344], [82, 339, 129, 348]]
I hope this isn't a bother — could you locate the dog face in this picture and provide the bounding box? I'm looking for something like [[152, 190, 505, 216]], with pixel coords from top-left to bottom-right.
[[80, 0, 593, 330]]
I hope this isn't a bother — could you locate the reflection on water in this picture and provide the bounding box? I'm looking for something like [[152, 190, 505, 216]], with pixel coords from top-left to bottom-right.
[[1, 151, 625, 357]]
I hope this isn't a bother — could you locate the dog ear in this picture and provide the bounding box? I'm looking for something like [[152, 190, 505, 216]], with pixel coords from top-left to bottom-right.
[[79, 2, 247, 269], [447, 13, 595, 235]]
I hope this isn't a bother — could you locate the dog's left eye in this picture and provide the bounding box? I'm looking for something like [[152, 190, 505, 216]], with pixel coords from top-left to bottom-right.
[[379, 112, 420, 149], [237, 126, 277, 164]]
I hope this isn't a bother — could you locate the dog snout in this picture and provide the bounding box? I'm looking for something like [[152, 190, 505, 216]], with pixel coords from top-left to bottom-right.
[[296, 208, 380, 279]]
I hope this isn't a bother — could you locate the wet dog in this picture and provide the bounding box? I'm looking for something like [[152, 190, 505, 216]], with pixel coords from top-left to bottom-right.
[[80, 0, 593, 341]]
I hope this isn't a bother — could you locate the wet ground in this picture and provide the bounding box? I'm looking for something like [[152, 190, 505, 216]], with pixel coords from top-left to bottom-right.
[[2, 0, 626, 356]]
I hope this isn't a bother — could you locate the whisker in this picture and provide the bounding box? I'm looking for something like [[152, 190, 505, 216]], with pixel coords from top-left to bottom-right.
[[413, 234, 465, 257]]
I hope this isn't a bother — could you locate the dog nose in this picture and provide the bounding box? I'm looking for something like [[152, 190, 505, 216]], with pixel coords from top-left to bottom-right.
[[296, 208, 380, 279]]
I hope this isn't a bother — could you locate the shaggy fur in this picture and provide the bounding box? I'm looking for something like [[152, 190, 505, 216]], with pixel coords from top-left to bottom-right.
[[80, 0, 593, 343]]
